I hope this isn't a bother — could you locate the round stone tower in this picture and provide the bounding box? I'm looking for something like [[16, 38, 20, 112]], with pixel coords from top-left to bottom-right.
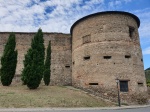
[[71, 11, 147, 103]]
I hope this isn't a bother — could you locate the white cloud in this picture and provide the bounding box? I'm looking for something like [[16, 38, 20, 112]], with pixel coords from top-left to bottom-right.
[[143, 47, 150, 55], [0, 0, 105, 33], [0, 0, 149, 38], [132, 8, 150, 38], [108, 0, 132, 9], [109, 0, 122, 8]]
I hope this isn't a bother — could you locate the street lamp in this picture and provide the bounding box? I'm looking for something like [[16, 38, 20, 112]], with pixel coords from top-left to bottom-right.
[[116, 78, 121, 107]]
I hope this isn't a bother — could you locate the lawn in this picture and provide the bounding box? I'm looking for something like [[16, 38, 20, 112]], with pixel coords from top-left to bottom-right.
[[0, 83, 114, 108]]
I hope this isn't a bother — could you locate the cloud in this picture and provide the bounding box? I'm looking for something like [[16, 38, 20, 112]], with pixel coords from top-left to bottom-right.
[[133, 8, 150, 38], [0, 0, 105, 33], [0, 0, 149, 38], [108, 0, 122, 8], [107, 0, 132, 9], [143, 47, 150, 55]]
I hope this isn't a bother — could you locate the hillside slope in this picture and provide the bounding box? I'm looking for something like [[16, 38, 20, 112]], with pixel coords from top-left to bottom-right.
[[0, 84, 113, 108]]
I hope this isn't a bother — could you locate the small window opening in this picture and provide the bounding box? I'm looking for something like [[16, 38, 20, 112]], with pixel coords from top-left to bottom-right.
[[84, 56, 90, 60], [89, 83, 98, 85], [103, 56, 111, 59], [129, 26, 135, 38], [72, 61, 75, 65], [65, 65, 70, 68], [125, 55, 131, 58], [120, 81, 128, 92], [138, 82, 143, 86], [141, 59, 143, 62], [82, 35, 91, 44]]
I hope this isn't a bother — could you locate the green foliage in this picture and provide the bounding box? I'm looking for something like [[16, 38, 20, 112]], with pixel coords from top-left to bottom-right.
[[145, 67, 150, 87], [0, 68, 1, 76], [21, 28, 45, 89], [0, 33, 18, 86], [43, 41, 51, 86], [21, 49, 32, 85]]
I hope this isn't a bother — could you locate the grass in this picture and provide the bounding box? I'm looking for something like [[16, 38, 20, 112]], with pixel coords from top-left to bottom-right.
[[0, 83, 114, 108]]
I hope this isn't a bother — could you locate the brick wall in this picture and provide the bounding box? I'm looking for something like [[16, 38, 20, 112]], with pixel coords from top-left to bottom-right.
[[71, 12, 147, 103], [0, 32, 72, 85]]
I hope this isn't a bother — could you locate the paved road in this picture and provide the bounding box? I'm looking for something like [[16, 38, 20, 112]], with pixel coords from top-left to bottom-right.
[[0, 106, 150, 112]]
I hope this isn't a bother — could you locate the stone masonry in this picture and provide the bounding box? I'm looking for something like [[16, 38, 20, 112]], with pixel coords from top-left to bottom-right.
[[0, 32, 72, 86], [0, 11, 148, 104], [71, 11, 147, 104]]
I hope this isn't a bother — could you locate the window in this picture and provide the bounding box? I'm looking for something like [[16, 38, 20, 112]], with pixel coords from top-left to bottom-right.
[[138, 82, 143, 86], [125, 55, 131, 58], [103, 56, 111, 59], [89, 83, 98, 85], [82, 35, 91, 44], [129, 26, 135, 38], [65, 65, 70, 68], [120, 81, 128, 92], [141, 59, 143, 62], [84, 56, 90, 60]]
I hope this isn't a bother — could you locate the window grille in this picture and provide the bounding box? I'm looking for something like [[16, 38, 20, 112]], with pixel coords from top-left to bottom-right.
[[120, 81, 128, 92]]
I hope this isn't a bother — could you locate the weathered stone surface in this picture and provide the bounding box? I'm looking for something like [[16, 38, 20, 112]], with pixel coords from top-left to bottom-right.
[[71, 12, 147, 104], [0, 32, 72, 86], [0, 11, 148, 104]]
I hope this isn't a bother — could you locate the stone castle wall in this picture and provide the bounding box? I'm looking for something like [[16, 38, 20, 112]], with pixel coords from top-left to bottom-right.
[[0, 32, 72, 85], [0, 11, 148, 104], [71, 12, 147, 103]]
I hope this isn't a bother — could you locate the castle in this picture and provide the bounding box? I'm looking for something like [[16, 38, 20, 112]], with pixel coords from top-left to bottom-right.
[[0, 11, 147, 104]]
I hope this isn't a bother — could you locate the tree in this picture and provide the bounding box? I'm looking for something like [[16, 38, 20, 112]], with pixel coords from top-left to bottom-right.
[[43, 41, 51, 85], [145, 67, 150, 86], [21, 49, 32, 85], [21, 28, 45, 89], [0, 33, 18, 86]]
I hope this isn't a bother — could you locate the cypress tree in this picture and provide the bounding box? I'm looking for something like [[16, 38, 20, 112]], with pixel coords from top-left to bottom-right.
[[0, 33, 18, 86], [21, 48, 32, 85], [21, 28, 45, 89], [43, 41, 51, 86]]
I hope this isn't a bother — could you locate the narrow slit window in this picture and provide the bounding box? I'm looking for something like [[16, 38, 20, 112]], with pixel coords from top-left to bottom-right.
[[129, 26, 135, 38], [65, 65, 70, 68], [125, 55, 131, 58], [89, 83, 98, 85], [120, 81, 128, 92], [141, 59, 143, 62], [84, 56, 90, 60], [103, 56, 111, 59], [138, 82, 143, 86]]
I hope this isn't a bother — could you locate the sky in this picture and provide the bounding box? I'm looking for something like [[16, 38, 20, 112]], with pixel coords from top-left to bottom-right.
[[0, 0, 149, 69]]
